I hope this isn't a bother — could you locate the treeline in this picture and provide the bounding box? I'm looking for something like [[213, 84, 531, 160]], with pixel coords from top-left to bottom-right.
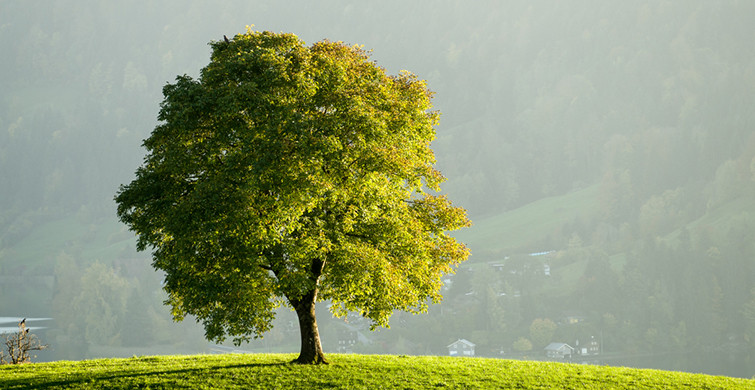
[[2, 1, 754, 218], [49, 253, 205, 359], [431, 1, 755, 217], [367, 181, 755, 362]]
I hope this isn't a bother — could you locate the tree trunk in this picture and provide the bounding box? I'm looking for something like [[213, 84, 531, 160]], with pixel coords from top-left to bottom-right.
[[291, 257, 328, 364], [292, 288, 328, 364]]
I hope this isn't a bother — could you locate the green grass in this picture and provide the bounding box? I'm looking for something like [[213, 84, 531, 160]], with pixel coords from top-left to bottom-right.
[[664, 196, 755, 246], [0, 353, 752, 389], [7, 215, 135, 270], [455, 185, 600, 257]]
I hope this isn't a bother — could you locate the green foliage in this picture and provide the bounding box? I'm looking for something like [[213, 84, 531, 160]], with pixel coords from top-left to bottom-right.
[[1, 353, 752, 389], [115, 29, 469, 348], [74, 261, 130, 346], [51, 257, 131, 355], [528, 318, 557, 349], [512, 337, 533, 353]]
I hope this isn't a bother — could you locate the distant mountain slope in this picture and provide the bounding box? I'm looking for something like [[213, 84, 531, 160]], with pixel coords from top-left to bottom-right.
[[455, 184, 600, 259]]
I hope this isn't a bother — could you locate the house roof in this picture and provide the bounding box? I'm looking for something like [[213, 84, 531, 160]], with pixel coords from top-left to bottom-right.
[[447, 338, 476, 348], [544, 342, 574, 352]]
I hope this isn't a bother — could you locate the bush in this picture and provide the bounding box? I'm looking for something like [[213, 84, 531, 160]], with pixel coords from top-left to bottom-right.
[[1, 319, 48, 364]]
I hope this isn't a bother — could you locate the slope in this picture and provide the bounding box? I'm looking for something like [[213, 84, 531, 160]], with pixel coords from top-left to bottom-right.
[[0, 353, 752, 389]]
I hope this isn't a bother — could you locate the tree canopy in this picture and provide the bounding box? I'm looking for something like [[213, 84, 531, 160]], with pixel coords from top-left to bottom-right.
[[115, 28, 470, 364]]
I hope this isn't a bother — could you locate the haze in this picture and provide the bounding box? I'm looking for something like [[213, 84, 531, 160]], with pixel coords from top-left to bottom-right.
[[1, 1, 754, 378]]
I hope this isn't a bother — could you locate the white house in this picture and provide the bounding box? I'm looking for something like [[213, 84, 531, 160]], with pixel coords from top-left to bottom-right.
[[447, 339, 476, 357], [544, 342, 574, 359]]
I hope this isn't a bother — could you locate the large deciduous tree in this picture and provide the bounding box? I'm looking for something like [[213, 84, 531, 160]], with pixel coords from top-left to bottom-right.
[[115, 29, 470, 364]]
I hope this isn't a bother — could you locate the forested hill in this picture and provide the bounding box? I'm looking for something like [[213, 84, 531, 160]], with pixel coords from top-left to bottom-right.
[[1, 2, 754, 218], [1, 1, 755, 376]]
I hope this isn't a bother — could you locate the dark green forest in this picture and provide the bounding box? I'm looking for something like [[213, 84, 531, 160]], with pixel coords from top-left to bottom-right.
[[1, 1, 755, 377]]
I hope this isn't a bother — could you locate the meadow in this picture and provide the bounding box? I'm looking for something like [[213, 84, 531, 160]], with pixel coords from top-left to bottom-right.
[[0, 353, 752, 389]]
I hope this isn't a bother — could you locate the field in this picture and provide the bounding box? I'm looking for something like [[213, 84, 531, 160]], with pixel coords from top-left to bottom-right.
[[454, 184, 601, 258], [0, 353, 752, 389]]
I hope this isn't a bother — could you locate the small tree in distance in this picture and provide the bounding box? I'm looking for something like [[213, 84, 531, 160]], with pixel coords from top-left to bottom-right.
[[1, 319, 48, 364], [115, 28, 470, 364]]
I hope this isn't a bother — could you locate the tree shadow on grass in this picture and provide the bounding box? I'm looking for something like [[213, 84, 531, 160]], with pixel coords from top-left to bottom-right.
[[0, 361, 288, 389]]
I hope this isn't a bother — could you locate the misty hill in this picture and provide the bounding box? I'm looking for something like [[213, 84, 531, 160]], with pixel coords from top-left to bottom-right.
[[1, 1, 755, 377]]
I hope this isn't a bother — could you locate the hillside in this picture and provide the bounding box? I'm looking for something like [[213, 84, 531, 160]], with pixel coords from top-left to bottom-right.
[[413, 185, 755, 378], [454, 184, 601, 258], [0, 354, 752, 389], [3, 186, 755, 376], [2, 0, 755, 376]]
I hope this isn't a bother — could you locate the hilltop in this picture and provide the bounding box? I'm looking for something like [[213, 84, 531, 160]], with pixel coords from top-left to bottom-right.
[[0, 353, 752, 389]]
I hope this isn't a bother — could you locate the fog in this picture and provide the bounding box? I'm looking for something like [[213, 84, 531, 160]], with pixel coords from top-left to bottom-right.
[[1, 1, 754, 378]]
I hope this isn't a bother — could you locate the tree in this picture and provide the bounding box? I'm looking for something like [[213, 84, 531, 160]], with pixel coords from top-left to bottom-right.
[[512, 337, 532, 353], [1, 319, 48, 364], [115, 29, 470, 364], [73, 261, 130, 346], [529, 318, 557, 349], [744, 288, 755, 349]]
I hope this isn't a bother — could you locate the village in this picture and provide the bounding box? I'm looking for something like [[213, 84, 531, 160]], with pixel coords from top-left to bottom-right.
[[328, 248, 612, 363]]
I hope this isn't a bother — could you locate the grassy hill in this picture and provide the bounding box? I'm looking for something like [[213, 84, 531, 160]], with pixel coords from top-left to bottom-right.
[[2, 214, 136, 271], [454, 184, 601, 259], [0, 353, 752, 389]]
